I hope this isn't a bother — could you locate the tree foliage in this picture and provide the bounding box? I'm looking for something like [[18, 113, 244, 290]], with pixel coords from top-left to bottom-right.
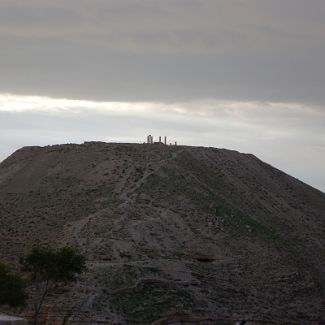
[[0, 262, 27, 307], [22, 246, 86, 283], [21, 246, 86, 325]]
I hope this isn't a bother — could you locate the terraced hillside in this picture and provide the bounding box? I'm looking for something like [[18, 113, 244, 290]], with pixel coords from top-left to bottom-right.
[[0, 142, 324, 324]]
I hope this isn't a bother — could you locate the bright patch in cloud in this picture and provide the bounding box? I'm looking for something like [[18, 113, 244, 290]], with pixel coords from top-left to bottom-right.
[[0, 93, 320, 118]]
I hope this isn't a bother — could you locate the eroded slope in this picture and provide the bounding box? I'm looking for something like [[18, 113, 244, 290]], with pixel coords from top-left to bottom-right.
[[0, 142, 324, 324]]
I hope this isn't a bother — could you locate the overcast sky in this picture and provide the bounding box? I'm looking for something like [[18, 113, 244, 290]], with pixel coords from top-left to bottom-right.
[[0, 0, 324, 192]]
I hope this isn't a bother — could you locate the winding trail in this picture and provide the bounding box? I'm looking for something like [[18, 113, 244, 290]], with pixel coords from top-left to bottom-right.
[[69, 148, 185, 250], [118, 149, 184, 208]]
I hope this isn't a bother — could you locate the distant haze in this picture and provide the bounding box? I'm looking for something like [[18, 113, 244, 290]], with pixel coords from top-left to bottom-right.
[[0, 0, 324, 192]]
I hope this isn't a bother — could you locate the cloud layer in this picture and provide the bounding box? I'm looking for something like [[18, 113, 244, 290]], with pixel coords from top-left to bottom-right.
[[0, 1, 325, 104]]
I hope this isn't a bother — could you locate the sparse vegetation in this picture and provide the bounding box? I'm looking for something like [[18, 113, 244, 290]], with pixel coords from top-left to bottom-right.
[[0, 262, 27, 308], [21, 246, 86, 325]]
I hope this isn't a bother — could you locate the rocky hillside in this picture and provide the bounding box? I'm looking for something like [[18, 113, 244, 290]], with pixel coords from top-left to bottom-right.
[[0, 142, 324, 324]]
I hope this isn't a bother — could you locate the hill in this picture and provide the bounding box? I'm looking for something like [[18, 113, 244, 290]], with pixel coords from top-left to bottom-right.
[[0, 142, 324, 324]]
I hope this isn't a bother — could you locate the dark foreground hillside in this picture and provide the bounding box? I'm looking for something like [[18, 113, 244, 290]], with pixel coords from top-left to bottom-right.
[[0, 142, 324, 324]]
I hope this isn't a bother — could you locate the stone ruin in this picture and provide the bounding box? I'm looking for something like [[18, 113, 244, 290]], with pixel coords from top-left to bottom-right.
[[146, 135, 177, 145]]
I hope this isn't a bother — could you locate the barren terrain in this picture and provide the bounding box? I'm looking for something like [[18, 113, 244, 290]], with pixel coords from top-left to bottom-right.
[[0, 142, 324, 324]]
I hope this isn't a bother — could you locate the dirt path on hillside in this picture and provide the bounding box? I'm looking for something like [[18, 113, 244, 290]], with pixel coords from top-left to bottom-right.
[[118, 149, 184, 208], [68, 149, 185, 250]]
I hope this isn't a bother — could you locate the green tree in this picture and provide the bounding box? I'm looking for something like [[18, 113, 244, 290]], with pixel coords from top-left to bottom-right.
[[0, 262, 27, 307], [21, 246, 86, 325]]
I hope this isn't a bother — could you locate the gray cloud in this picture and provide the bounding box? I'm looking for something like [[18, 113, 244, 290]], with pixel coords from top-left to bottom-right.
[[0, 0, 325, 104]]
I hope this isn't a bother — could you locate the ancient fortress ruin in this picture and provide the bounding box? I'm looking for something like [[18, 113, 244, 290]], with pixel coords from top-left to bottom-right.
[[146, 135, 177, 146]]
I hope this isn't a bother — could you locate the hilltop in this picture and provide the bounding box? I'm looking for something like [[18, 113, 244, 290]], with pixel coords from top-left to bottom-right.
[[0, 142, 324, 324]]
